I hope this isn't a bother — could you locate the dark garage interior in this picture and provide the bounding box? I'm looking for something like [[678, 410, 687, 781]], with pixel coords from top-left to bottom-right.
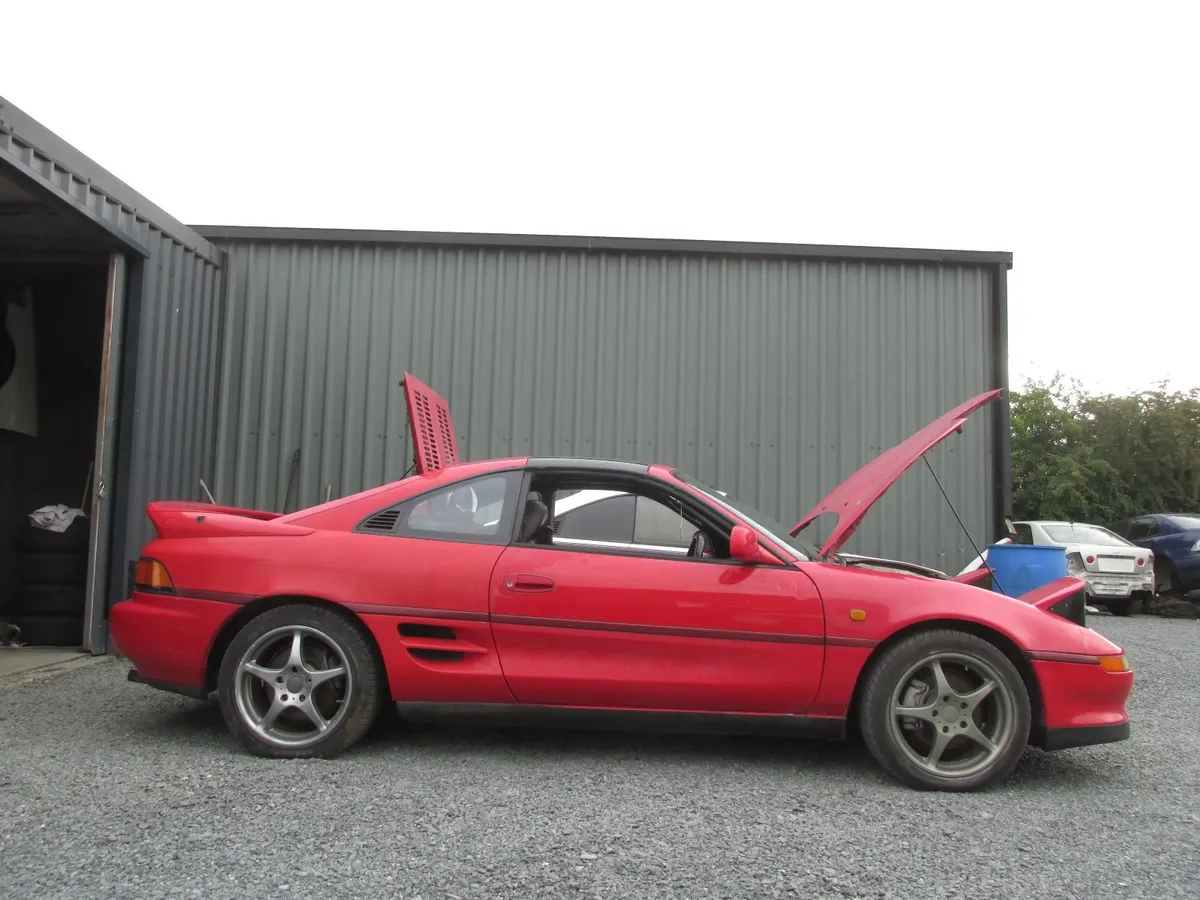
[[0, 160, 112, 648]]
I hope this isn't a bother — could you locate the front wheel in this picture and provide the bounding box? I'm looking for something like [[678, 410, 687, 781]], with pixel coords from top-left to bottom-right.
[[858, 630, 1031, 791], [217, 604, 384, 758]]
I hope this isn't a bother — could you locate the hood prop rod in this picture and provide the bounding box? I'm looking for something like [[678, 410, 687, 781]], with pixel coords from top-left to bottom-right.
[[922, 454, 1005, 596]]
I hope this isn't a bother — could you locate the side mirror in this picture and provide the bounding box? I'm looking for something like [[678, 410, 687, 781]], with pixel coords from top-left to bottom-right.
[[730, 525, 764, 563]]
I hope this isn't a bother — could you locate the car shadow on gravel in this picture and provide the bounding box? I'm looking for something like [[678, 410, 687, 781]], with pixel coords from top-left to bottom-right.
[[365, 713, 887, 777], [111, 689, 1127, 793]]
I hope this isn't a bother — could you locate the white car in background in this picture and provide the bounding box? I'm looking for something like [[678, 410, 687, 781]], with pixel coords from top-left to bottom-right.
[[959, 520, 1154, 616]]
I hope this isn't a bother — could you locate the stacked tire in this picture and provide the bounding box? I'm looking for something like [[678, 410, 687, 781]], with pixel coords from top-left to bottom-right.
[[11, 522, 88, 647]]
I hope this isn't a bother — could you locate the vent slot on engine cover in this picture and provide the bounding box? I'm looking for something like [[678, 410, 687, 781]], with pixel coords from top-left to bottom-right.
[[408, 648, 465, 663], [361, 509, 401, 533], [398, 623, 457, 641]]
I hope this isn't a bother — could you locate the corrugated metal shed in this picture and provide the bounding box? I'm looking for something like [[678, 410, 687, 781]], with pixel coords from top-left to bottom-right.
[[1, 97, 225, 645], [199, 227, 1010, 573]]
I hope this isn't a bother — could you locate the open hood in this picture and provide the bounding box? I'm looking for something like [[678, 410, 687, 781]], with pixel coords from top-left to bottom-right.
[[402, 372, 461, 474], [790, 389, 1002, 559]]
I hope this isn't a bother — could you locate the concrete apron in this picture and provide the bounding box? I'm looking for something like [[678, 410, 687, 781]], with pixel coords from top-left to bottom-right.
[[0, 647, 109, 691]]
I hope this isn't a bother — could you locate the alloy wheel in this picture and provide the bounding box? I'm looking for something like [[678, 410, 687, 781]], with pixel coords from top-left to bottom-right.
[[233, 624, 353, 750], [887, 650, 1016, 780]]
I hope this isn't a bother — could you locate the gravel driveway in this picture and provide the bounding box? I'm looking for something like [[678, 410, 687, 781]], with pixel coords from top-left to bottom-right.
[[2, 615, 1198, 900]]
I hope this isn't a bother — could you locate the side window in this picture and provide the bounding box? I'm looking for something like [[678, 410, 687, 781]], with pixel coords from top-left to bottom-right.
[[362, 473, 517, 543], [1012, 524, 1034, 545], [525, 478, 726, 560], [553, 494, 636, 543], [1127, 519, 1154, 540], [633, 495, 695, 548]]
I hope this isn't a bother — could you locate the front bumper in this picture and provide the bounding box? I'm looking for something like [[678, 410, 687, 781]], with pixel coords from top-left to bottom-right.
[[1042, 721, 1130, 750], [1031, 656, 1133, 751]]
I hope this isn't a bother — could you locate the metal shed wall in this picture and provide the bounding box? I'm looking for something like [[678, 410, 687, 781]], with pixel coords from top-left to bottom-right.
[[1, 98, 226, 628], [202, 229, 1009, 573]]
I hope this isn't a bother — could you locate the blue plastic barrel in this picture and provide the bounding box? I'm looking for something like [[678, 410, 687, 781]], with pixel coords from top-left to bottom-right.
[[986, 543, 1068, 596]]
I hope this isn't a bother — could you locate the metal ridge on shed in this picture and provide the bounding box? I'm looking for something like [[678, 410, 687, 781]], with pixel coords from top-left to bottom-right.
[[193, 225, 1013, 268], [0, 96, 220, 264]]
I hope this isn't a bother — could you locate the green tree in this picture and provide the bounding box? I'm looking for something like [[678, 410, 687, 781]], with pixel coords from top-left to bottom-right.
[[1081, 383, 1200, 515], [1010, 376, 1200, 525], [1010, 376, 1129, 522]]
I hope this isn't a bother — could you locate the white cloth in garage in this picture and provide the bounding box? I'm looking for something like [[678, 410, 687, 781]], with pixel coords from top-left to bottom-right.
[[28, 504, 86, 533]]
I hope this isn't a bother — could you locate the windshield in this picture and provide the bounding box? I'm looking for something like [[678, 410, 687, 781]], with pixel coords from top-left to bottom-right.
[[1166, 515, 1200, 531], [1040, 523, 1131, 547], [671, 471, 820, 561]]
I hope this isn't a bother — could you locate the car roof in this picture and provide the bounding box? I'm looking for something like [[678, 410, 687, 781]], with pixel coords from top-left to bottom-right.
[[1019, 520, 1108, 527], [526, 457, 653, 475]]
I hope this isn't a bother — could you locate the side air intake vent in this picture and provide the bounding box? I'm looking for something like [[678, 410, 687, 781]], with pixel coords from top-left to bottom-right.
[[362, 509, 401, 533]]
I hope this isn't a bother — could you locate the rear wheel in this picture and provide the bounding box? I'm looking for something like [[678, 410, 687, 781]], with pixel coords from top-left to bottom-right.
[[858, 629, 1030, 791], [216, 604, 383, 758], [1154, 559, 1182, 597]]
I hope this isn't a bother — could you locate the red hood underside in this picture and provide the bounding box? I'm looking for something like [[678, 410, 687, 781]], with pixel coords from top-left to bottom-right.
[[790, 389, 1002, 558]]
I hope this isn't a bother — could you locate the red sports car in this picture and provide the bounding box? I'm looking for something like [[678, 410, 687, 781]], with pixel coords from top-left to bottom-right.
[[110, 378, 1133, 792]]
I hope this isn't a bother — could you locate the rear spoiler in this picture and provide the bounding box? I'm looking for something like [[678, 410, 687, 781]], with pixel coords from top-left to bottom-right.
[[146, 501, 314, 540]]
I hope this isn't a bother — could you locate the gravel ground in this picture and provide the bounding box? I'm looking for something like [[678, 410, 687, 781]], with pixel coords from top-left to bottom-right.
[[1, 615, 1198, 900]]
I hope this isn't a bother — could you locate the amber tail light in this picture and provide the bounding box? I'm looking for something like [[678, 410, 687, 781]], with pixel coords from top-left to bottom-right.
[[135, 558, 175, 592]]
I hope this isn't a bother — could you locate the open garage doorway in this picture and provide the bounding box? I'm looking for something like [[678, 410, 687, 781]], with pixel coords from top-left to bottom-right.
[[0, 169, 127, 652]]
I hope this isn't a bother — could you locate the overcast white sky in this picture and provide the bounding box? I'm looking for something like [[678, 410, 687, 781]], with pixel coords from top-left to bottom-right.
[[4, 1, 1196, 395]]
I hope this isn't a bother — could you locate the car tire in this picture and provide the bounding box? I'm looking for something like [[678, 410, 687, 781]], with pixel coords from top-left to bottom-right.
[[15, 550, 88, 586], [216, 604, 384, 759], [1154, 559, 1182, 597], [15, 522, 90, 553], [1106, 597, 1139, 617], [10, 615, 85, 647], [858, 629, 1031, 792], [14, 583, 87, 616]]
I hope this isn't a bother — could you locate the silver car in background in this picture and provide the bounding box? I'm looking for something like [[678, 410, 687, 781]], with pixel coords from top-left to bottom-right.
[[959, 520, 1154, 616]]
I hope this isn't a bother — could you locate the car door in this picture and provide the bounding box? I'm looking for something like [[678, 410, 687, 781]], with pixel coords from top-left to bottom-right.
[[339, 468, 525, 704], [488, 479, 825, 715]]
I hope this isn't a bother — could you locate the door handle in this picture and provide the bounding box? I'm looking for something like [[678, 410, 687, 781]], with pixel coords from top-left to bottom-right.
[[504, 573, 555, 593]]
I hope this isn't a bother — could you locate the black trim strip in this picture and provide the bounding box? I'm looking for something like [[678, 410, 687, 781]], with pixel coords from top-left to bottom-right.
[[826, 636, 878, 649], [153, 591, 869, 649], [394, 702, 847, 740], [347, 603, 489, 622], [170, 588, 256, 605], [1040, 721, 1129, 751], [490, 613, 823, 645], [1027, 650, 1102, 665]]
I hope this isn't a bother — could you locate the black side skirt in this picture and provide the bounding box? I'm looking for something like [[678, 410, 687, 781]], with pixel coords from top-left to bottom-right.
[[1040, 721, 1130, 751], [394, 702, 846, 740]]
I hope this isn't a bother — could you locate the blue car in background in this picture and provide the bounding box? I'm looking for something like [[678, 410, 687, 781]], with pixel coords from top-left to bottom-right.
[[1109, 514, 1200, 597]]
